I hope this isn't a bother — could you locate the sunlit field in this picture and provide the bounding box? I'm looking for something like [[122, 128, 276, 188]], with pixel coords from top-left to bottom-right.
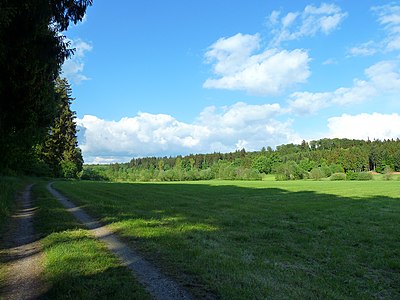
[[53, 180, 400, 299], [33, 182, 150, 299]]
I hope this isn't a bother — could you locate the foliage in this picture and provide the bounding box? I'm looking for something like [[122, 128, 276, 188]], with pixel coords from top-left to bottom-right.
[[38, 78, 83, 178], [0, 0, 91, 173], [330, 173, 347, 181], [356, 172, 373, 181], [346, 171, 358, 181], [330, 163, 344, 173], [80, 167, 109, 181], [0, 177, 24, 231], [85, 138, 400, 182], [252, 155, 272, 174], [383, 166, 393, 181], [298, 158, 317, 172], [309, 167, 324, 180], [275, 161, 306, 181]]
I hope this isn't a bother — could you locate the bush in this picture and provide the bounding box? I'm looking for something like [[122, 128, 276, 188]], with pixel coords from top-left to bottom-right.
[[199, 168, 213, 180], [383, 166, 393, 181], [26, 159, 52, 177], [275, 161, 306, 181], [346, 170, 358, 180], [252, 155, 271, 174], [61, 160, 78, 178], [330, 164, 344, 174], [235, 167, 262, 181], [330, 173, 346, 181], [80, 167, 109, 181], [320, 164, 332, 177], [309, 167, 324, 180], [139, 169, 153, 182], [345, 171, 372, 181], [356, 172, 373, 181]]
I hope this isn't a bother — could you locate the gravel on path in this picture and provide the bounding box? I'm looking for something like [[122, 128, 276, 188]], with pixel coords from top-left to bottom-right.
[[47, 182, 192, 300], [1, 184, 46, 300]]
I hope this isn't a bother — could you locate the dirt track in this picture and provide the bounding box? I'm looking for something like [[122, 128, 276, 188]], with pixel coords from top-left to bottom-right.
[[1, 184, 46, 300], [47, 182, 192, 300]]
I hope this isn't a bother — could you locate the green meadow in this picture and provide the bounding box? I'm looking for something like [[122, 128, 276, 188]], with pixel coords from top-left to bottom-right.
[[0, 179, 150, 299], [33, 182, 151, 299], [53, 180, 400, 299]]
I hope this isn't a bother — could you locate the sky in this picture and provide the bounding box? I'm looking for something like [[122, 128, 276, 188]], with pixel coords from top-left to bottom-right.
[[62, 0, 400, 164]]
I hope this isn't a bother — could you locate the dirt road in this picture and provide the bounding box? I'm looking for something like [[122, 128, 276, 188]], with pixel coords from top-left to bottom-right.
[[1, 184, 46, 300]]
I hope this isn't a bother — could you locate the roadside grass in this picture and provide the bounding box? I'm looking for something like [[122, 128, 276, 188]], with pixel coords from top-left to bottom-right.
[[53, 180, 400, 299], [33, 182, 150, 299], [0, 176, 26, 231]]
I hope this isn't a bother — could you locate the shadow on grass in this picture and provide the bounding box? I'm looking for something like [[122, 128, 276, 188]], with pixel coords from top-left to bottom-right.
[[53, 181, 400, 299], [40, 231, 149, 300], [31, 183, 150, 300]]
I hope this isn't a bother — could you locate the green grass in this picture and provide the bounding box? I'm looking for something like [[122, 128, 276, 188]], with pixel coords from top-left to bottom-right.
[[52, 180, 400, 299], [0, 176, 26, 230], [33, 182, 150, 299]]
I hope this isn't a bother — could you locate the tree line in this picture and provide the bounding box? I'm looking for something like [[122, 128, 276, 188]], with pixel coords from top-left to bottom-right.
[[83, 138, 400, 182], [0, 0, 91, 177]]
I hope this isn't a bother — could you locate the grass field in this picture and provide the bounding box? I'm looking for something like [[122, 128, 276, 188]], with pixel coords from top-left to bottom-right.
[[32, 182, 151, 299], [53, 180, 400, 299]]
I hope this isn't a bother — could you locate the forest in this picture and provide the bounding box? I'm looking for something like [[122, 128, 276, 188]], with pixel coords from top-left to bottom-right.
[[83, 138, 400, 182], [0, 0, 89, 178]]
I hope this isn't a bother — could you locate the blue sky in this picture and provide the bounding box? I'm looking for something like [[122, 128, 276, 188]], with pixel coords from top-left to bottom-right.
[[63, 1, 400, 163]]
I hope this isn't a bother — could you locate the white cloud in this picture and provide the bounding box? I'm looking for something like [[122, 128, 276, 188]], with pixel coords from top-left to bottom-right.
[[374, 4, 400, 51], [203, 33, 310, 95], [350, 4, 400, 56], [62, 38, 92, 84], [77, 102, 301, 163], [288, 91, 331, 115], [327, 113, 400, 140], [268, 3, 347, 46], [203, 4, 347, 95], [322, 58, 336, 65], [288, 60, 400, 115], [349, 41, 379, 57]]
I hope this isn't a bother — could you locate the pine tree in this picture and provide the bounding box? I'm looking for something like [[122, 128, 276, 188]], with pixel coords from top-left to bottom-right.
[[0, 0, 92, 173], [41, 78, 83, 177]]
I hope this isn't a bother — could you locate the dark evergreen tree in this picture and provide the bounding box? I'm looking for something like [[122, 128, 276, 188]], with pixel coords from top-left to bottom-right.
[[40, 78, 83, 177], [0, 0, 92, 173]]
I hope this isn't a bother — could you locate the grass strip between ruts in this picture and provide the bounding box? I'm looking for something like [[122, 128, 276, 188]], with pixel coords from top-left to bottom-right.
[[33, 181, 150, 299]]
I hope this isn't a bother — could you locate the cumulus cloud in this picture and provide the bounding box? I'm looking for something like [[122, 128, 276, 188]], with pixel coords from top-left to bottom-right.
[[327, 113, 400, 140], [203, 3, 347, 95], [203, 33, 310, 95], [62, 38, 92, 84], [267, 3, 347, 46], [77, 102, 301, 163], [288, 60, 400, 115], [349, 4, 400, 56]]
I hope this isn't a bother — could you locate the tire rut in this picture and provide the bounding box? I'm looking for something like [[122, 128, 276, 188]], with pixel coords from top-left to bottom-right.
[[1, 184, 46, 300], [47, 182, 192, 300]]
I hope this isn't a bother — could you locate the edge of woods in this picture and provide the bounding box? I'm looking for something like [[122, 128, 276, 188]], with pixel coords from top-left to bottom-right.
[[0, 177, 150, 299]]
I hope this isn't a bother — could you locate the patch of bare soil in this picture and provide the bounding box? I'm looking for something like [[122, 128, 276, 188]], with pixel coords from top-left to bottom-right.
[[0, 184, 46, 300]]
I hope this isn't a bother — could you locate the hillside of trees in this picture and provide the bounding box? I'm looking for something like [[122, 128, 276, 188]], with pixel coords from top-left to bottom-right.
[[83, 138, 400, 182], [0, 0, 91, 178]]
